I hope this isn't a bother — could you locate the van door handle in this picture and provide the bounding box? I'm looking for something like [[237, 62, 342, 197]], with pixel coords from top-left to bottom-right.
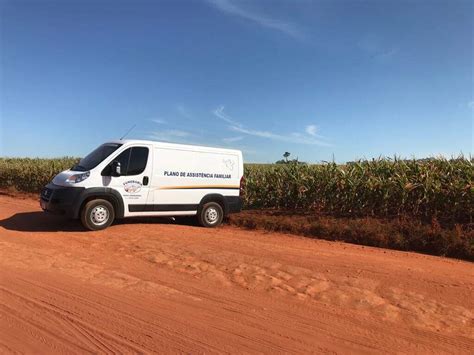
[[143, 176, 149, 186]]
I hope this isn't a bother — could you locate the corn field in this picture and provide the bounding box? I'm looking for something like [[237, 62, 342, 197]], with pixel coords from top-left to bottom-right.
[[1, 157, 472, 224], [244, 158, 473, 224], [0, 157, 79, 193]]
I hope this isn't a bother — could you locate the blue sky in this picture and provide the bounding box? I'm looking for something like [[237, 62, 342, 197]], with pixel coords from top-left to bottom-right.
[[1, 0, 472, 162]]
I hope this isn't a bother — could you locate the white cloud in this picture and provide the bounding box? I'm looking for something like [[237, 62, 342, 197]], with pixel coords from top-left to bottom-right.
[[163, 129, 190, 137], [206, 0, 302, 39], [240, 147, 257, 155], [213, 106, 332, 147], [305, 124, 318, 136], [213, 106, 242, 127], [149, 129, 192, 142], [222, 136, 244, 143], [151, 118, 166, 124], [177, 105, 192, 119], [231, 125, 331, 146]]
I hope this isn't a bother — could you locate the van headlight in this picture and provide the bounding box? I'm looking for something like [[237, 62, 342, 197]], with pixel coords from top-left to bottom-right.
[[66, 171, 90, 184]]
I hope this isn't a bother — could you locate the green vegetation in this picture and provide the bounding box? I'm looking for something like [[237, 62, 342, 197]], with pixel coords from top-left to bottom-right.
[[0, 157, 79, 193], [244, 157, 473, 225]]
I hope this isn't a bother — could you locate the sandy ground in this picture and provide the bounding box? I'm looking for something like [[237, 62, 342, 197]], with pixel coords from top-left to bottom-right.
[[0, 194, 473, 354]]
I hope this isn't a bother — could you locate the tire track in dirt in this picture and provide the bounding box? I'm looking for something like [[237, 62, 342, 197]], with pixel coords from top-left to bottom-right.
[[119, 239, 474, 338]]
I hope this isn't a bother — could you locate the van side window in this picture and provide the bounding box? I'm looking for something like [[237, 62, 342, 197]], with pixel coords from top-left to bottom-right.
[[113, 148, 131, 175], [102, 147, 148, 176], [127, 147, 149, 175]]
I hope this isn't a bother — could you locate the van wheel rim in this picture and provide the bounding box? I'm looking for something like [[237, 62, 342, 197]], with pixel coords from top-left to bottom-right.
[[90, 206, 109, 226], [205, 207, 219, 224]]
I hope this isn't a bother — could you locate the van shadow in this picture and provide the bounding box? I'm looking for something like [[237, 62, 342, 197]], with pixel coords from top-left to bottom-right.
[[114, 216, 198, 227], [0, 212, 197, 233], [0, 212, 85, 232]]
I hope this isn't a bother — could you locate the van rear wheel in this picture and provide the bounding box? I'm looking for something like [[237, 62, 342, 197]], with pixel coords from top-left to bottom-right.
[[198, 202, 223, 227], [81, 199, 115, 231]]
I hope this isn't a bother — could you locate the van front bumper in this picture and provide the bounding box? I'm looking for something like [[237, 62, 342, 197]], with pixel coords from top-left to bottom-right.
[[40, 183, 85, 218]]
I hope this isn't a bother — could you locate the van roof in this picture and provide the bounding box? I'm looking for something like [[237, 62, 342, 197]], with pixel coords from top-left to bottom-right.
[[106, 139, 242, 155]]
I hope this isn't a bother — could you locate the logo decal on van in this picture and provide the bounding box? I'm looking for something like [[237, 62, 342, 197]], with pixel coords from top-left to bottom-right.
[[223, 159, 235, 171], [123, 180, 142, 193]]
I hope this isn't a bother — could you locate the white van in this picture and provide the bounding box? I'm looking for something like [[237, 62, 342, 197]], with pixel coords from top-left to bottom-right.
[[40, 140, 244, 230]]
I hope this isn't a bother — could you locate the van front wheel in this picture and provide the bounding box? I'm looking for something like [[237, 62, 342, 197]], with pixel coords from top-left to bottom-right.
[[81, 199, 115, 231], [198, 202, 223, 227]]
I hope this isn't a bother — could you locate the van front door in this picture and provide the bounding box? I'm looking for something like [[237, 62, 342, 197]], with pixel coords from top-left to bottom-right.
[[103, 145, 153, 216]]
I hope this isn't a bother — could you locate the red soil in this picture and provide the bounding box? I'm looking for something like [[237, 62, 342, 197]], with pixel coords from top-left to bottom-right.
[[1, 194, 473, 353]]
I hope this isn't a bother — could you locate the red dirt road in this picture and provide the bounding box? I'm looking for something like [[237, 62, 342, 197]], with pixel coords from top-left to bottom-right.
[[1, 194, 473, 354]]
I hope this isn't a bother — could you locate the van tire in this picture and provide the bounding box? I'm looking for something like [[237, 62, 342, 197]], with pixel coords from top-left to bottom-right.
[[198, 202, 223, 227], [81, 199, 115, 231]]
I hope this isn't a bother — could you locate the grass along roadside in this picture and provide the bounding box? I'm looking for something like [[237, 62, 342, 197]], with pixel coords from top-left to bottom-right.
[[228, 210, 474, 261]]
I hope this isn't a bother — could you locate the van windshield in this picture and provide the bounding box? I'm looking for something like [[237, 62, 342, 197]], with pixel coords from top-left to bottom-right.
[[72, 143, 122, 171]]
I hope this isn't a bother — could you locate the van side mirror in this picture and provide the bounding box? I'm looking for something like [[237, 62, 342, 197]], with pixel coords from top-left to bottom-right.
[[111, 161, 121, 177]]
